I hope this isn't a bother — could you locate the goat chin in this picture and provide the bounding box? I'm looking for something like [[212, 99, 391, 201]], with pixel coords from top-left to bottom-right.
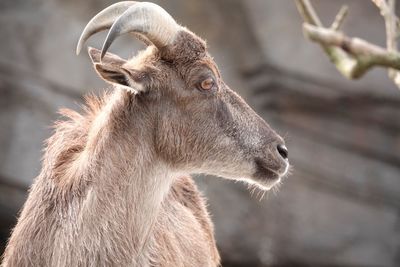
[[236, 176, 281, 191]]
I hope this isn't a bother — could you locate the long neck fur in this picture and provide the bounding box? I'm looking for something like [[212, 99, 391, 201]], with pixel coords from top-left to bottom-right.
[[2, 89, 175, 266]]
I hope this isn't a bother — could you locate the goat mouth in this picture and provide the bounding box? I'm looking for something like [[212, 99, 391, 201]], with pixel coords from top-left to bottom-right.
[[254, 165, 280, 181], [252, 158, 288, 187]]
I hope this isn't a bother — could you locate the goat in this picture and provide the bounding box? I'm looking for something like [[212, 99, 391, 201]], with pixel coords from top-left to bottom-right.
[[1, 2, 290, 266]]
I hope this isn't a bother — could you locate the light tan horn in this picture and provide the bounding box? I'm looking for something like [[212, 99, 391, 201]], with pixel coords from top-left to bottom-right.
[[100, 2, 181, 59], [76, 2, 181, 58], [76, 1, 137, 55]]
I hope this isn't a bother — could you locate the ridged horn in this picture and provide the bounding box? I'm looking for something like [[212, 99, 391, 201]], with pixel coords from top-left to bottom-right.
[[76, 1, 137, 55], [76, 2, 181, 58], [100, 2, 180, 59]]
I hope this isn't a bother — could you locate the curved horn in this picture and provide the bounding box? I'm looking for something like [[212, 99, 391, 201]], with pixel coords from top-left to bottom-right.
[[76, 1, 137, 55], [100, 2, 181, 59]]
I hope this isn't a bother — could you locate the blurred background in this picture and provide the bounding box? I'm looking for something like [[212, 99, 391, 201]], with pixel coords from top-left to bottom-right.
[[1, 0, 400, 266]]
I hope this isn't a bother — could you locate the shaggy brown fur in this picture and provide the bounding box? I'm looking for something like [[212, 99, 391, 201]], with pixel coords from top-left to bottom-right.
[[2, 20, 288, 267], [2, 92, 219, 266]]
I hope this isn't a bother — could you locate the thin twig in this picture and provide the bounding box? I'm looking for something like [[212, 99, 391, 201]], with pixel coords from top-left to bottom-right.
[[294, 0, 323, 26], [330, 5, 349, 31]]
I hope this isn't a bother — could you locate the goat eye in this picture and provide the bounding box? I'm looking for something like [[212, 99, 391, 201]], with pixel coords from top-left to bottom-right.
[[200, 77, 215, 90]]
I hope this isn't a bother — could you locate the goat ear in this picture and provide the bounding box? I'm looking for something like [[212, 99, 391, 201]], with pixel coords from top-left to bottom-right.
[[89, 47, 145, 93], [88, 47, 126, 65], [94, 63, 131, 87]]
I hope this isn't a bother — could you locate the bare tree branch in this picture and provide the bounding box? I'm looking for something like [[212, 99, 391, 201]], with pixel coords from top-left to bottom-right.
[[296, 0, 400, 89], [372, 0, 400, 86], [304, 24, 400, 69], [295, 0, 358, 79]]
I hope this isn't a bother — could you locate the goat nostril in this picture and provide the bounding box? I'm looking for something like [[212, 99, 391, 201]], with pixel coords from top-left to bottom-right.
[[277, 144, 288, 159]]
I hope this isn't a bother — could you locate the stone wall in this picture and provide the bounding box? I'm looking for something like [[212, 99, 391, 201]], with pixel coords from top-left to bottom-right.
[[0, 0, 399, 266]]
